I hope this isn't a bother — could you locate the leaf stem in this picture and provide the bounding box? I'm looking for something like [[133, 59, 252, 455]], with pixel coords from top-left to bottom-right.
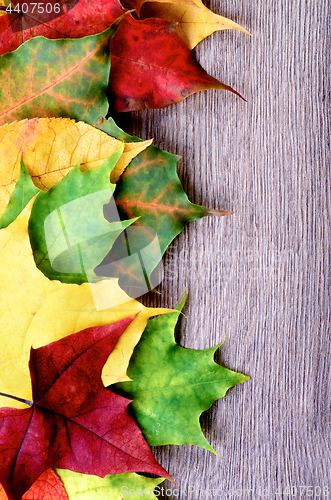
[[204, 208, 234, 217], [0, 392, 33, 407]]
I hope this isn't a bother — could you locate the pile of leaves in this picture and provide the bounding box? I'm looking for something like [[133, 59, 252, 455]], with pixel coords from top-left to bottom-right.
[[0, 1, 250, 499], [0, 0, 249, 120]]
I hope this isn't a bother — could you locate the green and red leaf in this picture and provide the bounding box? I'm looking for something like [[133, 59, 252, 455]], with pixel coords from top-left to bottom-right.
[[0, 21, 121, 126], [95, 119, 230, 290], [0, 3, 241, 114]]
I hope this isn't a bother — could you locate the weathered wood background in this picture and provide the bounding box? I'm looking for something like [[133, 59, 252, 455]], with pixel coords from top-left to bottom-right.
[[116, 1, 330, 498]]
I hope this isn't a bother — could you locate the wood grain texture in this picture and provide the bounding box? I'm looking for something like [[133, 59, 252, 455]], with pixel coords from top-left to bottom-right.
[[115, 0, 331, 497]]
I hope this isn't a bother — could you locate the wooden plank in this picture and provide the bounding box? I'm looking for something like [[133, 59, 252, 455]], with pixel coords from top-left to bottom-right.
[[116, 0, 331, 497]]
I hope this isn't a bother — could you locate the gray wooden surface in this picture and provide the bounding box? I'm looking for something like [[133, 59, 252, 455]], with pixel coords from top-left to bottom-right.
[[116, 1, 331, 498]]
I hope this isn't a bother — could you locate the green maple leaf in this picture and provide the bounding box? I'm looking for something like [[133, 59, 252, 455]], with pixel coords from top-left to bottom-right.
[[1, 117, 230, 291], [95, 119, 230, 290], [28, 146, 137, 284], [56, 470, 164, 500], [0, 18, 126, 126], [112, 294, 250, 451]]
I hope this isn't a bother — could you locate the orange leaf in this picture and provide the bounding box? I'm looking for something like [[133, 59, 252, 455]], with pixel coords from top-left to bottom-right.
[[0, 470, 68, 500]]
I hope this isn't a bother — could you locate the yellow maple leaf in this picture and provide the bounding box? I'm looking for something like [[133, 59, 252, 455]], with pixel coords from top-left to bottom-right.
[[0, 199, 170, 410], [136, 0, 250, 49], [0, 118, 152, 216]]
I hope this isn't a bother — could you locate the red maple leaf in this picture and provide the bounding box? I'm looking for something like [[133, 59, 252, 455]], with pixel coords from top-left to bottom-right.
[[0, 317, 169, 500]]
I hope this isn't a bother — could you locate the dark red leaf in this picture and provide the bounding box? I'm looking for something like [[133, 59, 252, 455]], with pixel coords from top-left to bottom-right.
[[0, 317, 169, 500]]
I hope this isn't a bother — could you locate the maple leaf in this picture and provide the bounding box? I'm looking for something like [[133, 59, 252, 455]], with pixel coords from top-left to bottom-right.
[[0, 116, 230, 292], [0, 19, 122, 126], [113, 294, 250, 451], [27, 147, 138, 284], [56, 470, 164, 500], [0, 2, 242, 112], [0, 118, 151, 217], [0, 200, 171, 410], [0, 0, 124, 55], [108, 15, 242, 112], [95, 118, 231, 291], [0, 470, 69, 500], [131, 0, 250, 49], [0, 318, 170, 500]]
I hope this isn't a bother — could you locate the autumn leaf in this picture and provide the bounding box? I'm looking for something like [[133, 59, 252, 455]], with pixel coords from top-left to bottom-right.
[[113, 294, 250, 451], [112, 146, 228, 263], [131, 0, 250, 49], [108, 15, 242, 111], [0, 116, 230, 290], [0, 0, 79, 34], [0, 200, 171, 410], [0, 118, 151, 218], [0, 19, 123, 126], [0, 470, 69, 500], [56, 470, 164, 500], [0, 0, 124, 56], [95, 118, 231, 291], [0, 2, 242, 112], [0, 317, 170, 500], [27, 147, 138, 284], [20, 471, 68, 500]]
